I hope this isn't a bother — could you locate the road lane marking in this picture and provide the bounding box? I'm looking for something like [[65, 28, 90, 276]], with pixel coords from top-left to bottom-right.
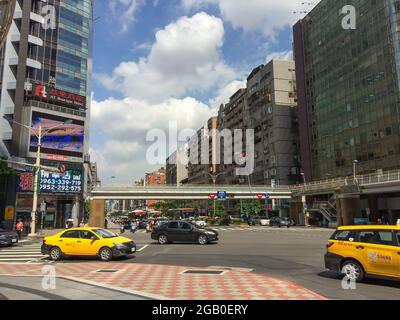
[[137, 245, 149, 252]]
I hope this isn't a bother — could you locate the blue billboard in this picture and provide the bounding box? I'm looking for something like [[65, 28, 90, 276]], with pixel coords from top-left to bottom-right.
[[18, 169, 82, 194], [39, 170, 82, 193]]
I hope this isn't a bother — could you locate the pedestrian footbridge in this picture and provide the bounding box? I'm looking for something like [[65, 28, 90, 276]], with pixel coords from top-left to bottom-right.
[[91, 185, 293, 200]]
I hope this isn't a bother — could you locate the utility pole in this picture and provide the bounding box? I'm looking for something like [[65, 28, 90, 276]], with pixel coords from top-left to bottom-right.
[[29, 126, 42, 237]]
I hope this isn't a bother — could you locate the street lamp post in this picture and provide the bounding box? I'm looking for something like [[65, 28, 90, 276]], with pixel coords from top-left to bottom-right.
[[30, 125, 42, 236], [300, 173, 308, 227]]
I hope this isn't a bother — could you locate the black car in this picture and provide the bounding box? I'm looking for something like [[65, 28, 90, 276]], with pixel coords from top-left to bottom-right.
[[269, 216, 291, 228], [151, 221, 219, 245], [0, 229, 19, 246]]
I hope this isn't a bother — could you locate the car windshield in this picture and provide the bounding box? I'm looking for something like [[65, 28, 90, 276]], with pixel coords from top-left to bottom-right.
[[92, 229, 118, 239]]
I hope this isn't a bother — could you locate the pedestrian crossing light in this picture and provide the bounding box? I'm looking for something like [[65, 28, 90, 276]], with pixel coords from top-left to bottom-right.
[[0, 0, 16, 49]]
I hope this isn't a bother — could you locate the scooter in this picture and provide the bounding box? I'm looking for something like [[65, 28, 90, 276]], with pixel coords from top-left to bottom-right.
[[130, 225, 138, 234]]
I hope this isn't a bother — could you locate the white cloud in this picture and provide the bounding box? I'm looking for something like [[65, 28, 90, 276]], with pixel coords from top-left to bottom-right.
[[182, 0, 311, 40], [97, 12, 236, 103], [90, 97, 213, 182], [109, 0, 142, 33], [266, 50, 293, 63]]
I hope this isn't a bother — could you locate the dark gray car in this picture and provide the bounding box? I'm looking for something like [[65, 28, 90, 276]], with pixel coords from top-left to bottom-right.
[[151, 221, 219, 245], [0, 229, 19, 246]]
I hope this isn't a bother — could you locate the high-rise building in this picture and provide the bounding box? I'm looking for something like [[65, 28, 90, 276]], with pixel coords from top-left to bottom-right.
[[294, 0, 400, 181], [246, 60, 301, 186], [187, 117, 219, 184], [166, 148, 189, 186], [86, 161, 100, 194], [0, 0, 93, 227], [217, 88, 248, 185]]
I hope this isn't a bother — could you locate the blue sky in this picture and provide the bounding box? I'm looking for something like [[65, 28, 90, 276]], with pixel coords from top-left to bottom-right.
[[89, 0, 317, 183]]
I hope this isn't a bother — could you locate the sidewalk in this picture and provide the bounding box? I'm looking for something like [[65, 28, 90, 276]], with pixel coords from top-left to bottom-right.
[[0, 262, 326, 300]]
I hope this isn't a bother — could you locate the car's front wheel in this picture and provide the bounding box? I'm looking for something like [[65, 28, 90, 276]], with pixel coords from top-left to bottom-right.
[[198, 235, 208, 245], [341, 260, 365, 282], [158, 234, 168, 245], [49, 247, 62, 261], [99, 247, 113, 262]]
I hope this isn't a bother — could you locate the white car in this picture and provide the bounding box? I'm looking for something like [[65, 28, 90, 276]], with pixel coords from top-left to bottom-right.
[[260, 218, 270, 226], [194, 220, 207, 228]]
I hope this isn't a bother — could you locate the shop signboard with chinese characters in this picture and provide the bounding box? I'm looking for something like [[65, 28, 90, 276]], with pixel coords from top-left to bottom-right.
[[39, 170, 82, 193], [31, 83, 86, 109], [18, 169, 82, 194]]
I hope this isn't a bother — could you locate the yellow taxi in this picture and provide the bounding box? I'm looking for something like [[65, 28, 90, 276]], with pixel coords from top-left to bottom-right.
[[325, 225, 400, 282], [41, 227, 136, 262]]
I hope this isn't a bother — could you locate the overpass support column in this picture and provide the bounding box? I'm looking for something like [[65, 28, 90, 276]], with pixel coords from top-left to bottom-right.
[[337, 194, 361, 226], [290, 198, 304, 226], [89, 200, 105, 228], [367, 194, 379, 224]]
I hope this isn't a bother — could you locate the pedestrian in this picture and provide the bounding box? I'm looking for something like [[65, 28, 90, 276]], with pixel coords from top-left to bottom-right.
[[23, 219, 30, 235], [104, 218, 108, 229], [15, 219, 24, 240]]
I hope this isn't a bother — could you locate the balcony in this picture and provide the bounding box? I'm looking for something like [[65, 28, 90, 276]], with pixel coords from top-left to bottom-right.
[[26, 58, 41, 69]]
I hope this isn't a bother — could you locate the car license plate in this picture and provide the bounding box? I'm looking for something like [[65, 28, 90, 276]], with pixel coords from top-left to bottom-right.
[[12, 239, 17, 243]]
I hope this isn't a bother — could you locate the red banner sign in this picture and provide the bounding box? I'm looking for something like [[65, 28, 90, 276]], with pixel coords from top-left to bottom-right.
[[32, 83, 86, 109]]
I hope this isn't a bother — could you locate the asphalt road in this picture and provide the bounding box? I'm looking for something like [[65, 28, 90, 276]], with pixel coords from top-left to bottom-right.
[[1, 226, 399, 300], [122, 227, 400, 300]]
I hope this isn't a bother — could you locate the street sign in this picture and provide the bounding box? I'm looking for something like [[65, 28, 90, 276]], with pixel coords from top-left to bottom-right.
[[257, 193, 271, 200], [208, 194, 216, 200], [217, 191, 227, 201]]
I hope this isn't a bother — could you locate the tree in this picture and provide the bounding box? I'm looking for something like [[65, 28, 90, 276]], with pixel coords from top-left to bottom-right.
[[0, 157, 18, 178], [243, 200, 263, 216]]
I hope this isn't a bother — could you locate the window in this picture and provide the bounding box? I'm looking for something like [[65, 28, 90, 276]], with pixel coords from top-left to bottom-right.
[[396, 232, 400, 246], [61, 230, 79, 238], [80, 230, 97, 240], [167, 222, 179, 229], [180, 222, 192, 230], [359, 231, 395, 246], [331, 230, 357, 241]]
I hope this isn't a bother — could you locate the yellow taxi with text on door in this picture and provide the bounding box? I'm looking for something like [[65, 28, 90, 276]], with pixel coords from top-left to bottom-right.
[[325, 225, 400, 282], [41, 227, 136, 262]]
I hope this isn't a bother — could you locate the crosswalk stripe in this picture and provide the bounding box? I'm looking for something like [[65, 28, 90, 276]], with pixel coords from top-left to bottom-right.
[[0, 254, 44, 258], [0, 243, 46, 263]]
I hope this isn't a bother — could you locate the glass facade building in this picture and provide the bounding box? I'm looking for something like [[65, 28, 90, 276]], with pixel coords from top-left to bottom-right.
[[28, 0, 92, 97], [294, 0, 400, 181], [0, 0, 93, 228]]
